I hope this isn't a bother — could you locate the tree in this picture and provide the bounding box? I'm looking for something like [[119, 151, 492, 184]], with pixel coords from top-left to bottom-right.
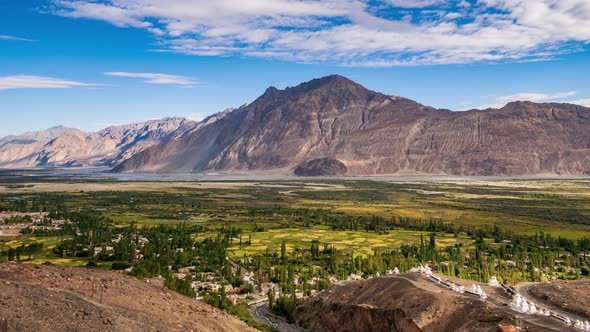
[[268, 288, 275, 310], [281, 241, 287, 263]]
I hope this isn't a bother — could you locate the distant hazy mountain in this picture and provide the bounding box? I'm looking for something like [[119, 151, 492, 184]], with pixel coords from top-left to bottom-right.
[[114, 75, 590, 176], [0, 126, 74, 146], [0, 117, 198, 168]]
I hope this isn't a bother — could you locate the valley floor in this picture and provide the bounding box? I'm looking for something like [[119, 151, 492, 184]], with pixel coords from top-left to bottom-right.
[[0, 170, 589, 331]]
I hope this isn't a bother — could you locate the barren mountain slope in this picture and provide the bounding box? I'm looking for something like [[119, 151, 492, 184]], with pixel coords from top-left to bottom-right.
[[0, 262, 255, 332], [114, 75, 590, 176], [526, 280, 590, 319], [0, 117, 197, 168]]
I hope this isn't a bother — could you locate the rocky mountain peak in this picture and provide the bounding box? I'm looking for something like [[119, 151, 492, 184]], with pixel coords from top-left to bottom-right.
[[113, 76, 590, 176], [287, 74, 374, 97]]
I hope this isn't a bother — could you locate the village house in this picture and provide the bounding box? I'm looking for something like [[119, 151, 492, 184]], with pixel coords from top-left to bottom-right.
[[223, 284, 234, 293], [173, 272, 188, 280], [191, 281, 203, 291], [205, 283, 220, 292], [94, 246, 114, 257], [348, 273, 362, 281]]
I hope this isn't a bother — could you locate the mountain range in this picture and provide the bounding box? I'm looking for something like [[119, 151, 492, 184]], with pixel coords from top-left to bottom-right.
[[3, 75, 590, 176], [114, 75, 590, 176], [0, 117, 198, 168]]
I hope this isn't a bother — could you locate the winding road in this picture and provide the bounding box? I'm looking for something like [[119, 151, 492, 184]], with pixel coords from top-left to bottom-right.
[[515, 282, 589, 326]]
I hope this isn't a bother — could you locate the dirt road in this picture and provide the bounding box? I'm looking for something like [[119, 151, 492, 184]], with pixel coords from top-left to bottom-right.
[[249, 301, 305, 332]]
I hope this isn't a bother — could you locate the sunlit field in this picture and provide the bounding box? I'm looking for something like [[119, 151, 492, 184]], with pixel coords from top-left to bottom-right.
[[1, 177, 590, 267]]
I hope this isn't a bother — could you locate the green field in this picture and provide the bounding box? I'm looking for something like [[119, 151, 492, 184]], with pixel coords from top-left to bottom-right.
[[226, 226, 474, 258], [1, 177, 590, 265]]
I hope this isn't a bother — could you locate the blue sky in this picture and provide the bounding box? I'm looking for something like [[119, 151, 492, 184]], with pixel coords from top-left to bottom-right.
[[1, 0, 590, 137]]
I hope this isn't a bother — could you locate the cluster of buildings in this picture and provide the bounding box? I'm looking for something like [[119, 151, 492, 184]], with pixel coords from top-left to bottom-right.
[[0, 212, 67, 236], [94, 233, 150, 259], [186, 269, 263, 305]]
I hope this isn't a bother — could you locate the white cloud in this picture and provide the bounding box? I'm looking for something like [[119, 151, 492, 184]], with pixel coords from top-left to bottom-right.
[[0, 75, 99, 91], [458, 0, 471, 8], [568, 99, 590, 107], [104, 72, 197, 86], [384, 0, 445, 8], [52, 1, 151, 28], [186, 113, 206, 122], [0, 35, 34, 42], [478, 91, 578, 109], [497, 91, 577, 104], [50, 0, 590, 66]]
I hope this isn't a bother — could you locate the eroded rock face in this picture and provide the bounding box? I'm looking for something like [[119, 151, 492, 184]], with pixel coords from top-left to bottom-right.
[[296, 304, 421, 332], [295, 276, 514, 332], [114, 75, 590, 176], [294, 158, 348, 176]]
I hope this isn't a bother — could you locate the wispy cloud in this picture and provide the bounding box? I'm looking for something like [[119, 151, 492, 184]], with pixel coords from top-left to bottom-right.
[[0, 75, 99, 91], [186, 112, 207, 122], [0, 35, 34, 42], [478, 91, 578, 109], [49, 0, 590, 66], [568, 99, 590, 107], [104, 72, 198, 86], [497, 91, 578, 104], [383, 0, 445, 8]]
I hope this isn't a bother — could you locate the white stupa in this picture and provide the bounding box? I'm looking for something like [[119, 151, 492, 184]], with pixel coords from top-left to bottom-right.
[[528, 302, 537, 315], [489, 276, 500, 287], [510, 293, 523, 311], [393, 267, 399, 274], [521, 300, 529, 314]]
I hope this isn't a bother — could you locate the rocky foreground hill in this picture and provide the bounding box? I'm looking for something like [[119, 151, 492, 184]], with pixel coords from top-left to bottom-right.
[[0, 262, 254, 332], [114, 75, 590, 176], [296, 275, 557, 332]]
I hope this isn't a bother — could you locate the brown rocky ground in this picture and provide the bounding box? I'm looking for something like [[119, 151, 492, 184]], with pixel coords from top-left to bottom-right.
[[527, 280, 590, 319], [0, 262, 256, 332], [296, 275, 556, 332]]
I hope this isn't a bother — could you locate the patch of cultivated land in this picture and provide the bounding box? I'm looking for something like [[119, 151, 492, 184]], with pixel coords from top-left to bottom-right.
[[0, 262, 255, 332], [2, 177, 590, 238], [228, 227, 474, 257], [527, 280, 590, 319]]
